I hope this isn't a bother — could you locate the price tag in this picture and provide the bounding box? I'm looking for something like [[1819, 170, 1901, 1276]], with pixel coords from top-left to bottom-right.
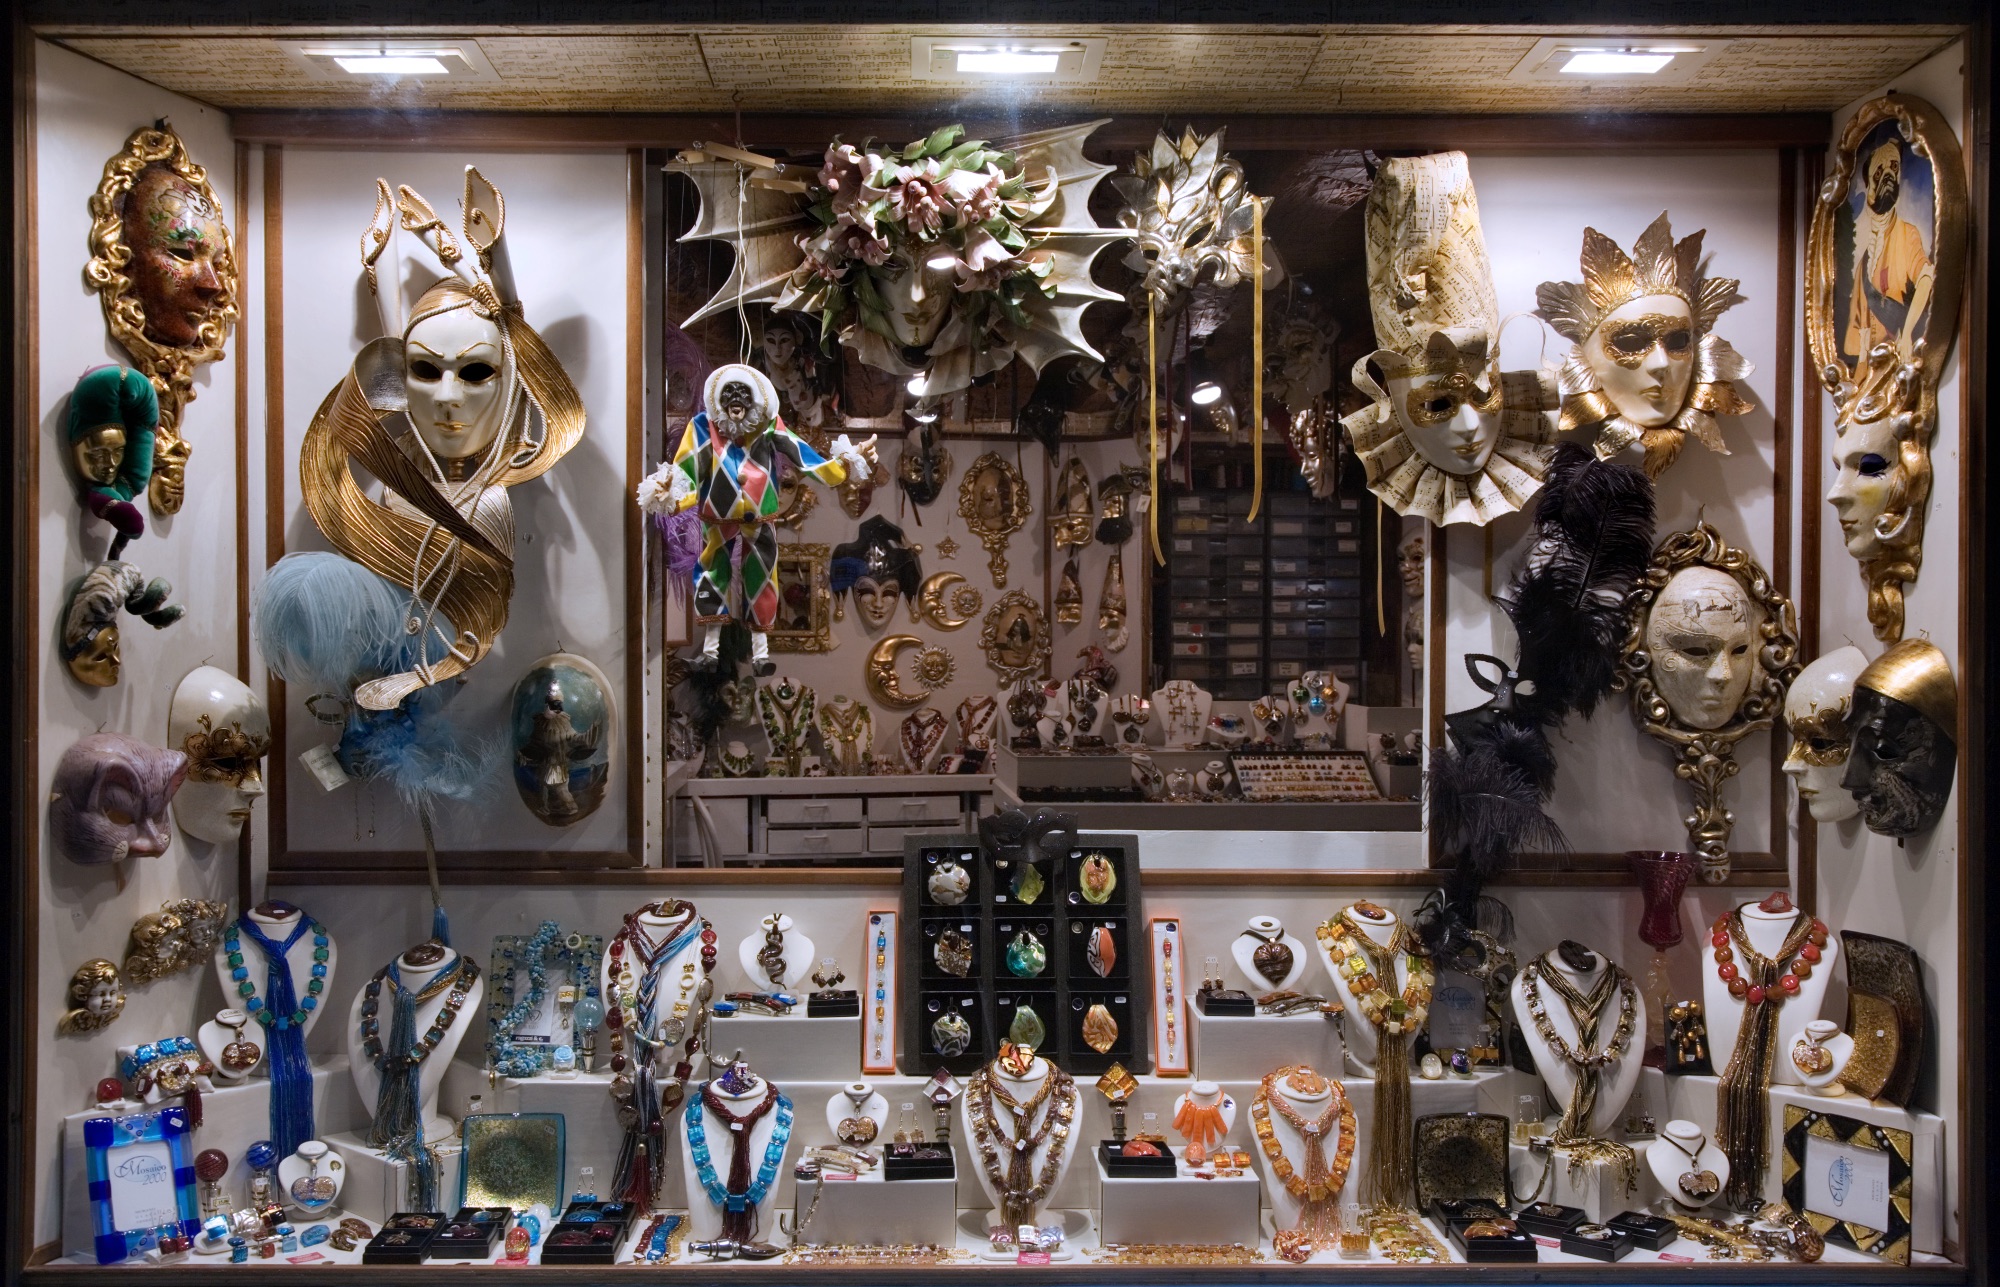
[[299, 744, 349, 792], [1016, 1251, 1052, 1266], [1533, 1236, 1559, 1249], [1657, 1252, 1695, 1263], [286, 1252, 328, 1265]]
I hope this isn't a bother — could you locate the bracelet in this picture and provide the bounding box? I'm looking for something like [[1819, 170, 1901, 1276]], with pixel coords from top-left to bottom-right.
[[1758, 1204, 1826, 1263]]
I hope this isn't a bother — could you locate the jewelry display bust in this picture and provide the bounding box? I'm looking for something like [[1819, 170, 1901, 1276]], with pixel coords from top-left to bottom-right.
[[600, 901, 709, 1075], [736, 914, 815, 991], [1233, 916, 1308, 993], [1648, 1119, 1727, 1210], [277, 1139, 345, 1219], [196, 1006, 264, 1081], [1249, 1065, 1355, 1254], [1149, 680, 1212, 749], [1701, 893, 1838, 1087], [1509, 942, 1645, 1139], [346, 938, 484, 1143], [825, 1081, 888, 1145], [1315, 902, 1411, 1073], [1171, 1081, 1236, 1167], [963, 1045, 1081, 1233], [1785, 1019, 1853, 1095], [680, 1059, 794, 1248], [212, 901, 338, 1049]]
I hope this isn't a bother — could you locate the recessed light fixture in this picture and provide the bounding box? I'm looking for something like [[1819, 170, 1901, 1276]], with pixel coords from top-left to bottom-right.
[[332, 53, 451, 76], [911, 36, 1106, 84], [280, 39, 501, 84], [1507, 37, 1723, 84]]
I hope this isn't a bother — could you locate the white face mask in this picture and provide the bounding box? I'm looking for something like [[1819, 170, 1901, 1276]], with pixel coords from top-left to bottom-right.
[[404, 306, 506, 462], [1644, 566, 1760, 731], [1781, 646, 1867, 823], [1584, 294, 1695, 428], [1825, 414, 1904, 559], [853, 578, 900, 629], [169, 665, 271, 843], [1385, 368, 1501, 475]]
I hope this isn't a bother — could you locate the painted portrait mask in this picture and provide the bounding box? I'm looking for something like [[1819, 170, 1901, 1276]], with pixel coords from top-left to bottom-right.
[[61, 561, 185, 688], [169, 666, 271, 843], [1782, 645, 1868, 823], [403, 293, 508, 463], [1843, 639, 1956, 838], [49, 732, 188, 865], [121, 163, 229, 349], [1643, 565, 1761, 731], [510, 652, 613, 826], [1536, 213, 1753, 479]]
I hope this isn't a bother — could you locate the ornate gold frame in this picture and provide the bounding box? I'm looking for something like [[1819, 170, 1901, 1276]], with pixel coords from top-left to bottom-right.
[[956, 452, 1031, 587], [84, 124, 239, 516], [1805, 92, 1966, 643], [768, 542, 835, 654], [1614, 522, 1800, 883], [980, 589, 1051, 685]]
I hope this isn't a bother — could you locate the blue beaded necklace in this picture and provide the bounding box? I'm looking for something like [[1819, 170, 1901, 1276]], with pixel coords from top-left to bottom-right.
[[686, 1079, 792, 1242], [225, 913, 328, 1155]]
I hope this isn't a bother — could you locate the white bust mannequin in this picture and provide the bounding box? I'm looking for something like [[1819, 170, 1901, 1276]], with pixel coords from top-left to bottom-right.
[[1784, 1019, 1854, 1096], [1509, 944, 1646, 1138], [1170, 1081, 1237, 1168], [737, 914, 815, 991], [1316, 902, 1410, 1074], [1700, 895, 1837, 1087], [681, 1062, 791, 1244], [1233, 916, 1309, 993], [196, 1007, 264, 1082], [1294, 670, 1350, 745], [1648, 1119, 1728, 1210], [277, 1139, 346, 1219], [826, 1081, 889, 1144], [962, 1050, 1080, 1230], [1150, 680, 1213, 748], [169, 666, 270, 843], [1782, 646, 1869, 823], [345, 939, 485, 1143], [1251, 1068, 1343, 1231], [213, 902, 338, 1048], [599, 901, 708, 1074]]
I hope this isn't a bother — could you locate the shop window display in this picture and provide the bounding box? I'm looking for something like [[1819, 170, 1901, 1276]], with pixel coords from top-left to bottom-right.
[[14, 19, 1985, 1282]]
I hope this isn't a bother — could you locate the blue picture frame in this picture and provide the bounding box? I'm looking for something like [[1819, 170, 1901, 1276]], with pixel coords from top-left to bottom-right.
[[83, 1106, 199, 1265]]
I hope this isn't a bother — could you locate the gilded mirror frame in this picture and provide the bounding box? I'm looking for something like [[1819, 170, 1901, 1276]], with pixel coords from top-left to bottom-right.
[[980, 589, 1051, 685], [767, 543, 835, 654], [956, 452, 1032, 587]]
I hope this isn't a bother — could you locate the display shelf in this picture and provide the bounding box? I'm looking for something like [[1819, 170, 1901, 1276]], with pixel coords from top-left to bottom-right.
[[990, 780, 1422, 831], [792, 1172, 957, 1247], [1094, 1152, 1262, 1246], [673, 775, 993, 867]]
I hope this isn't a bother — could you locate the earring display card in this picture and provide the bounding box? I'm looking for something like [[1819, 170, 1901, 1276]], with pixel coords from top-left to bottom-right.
[[901, 831, 1149, 1076]]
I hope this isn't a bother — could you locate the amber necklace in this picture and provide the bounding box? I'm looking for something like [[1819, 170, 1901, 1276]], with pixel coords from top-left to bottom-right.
[[968, 1065, 1076, 1227]]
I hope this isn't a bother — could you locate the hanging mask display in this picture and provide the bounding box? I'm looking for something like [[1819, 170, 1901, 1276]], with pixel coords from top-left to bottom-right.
[[60, 561, 185, 688], [168, 666, 271, 843], [865, 635, 946, 710], [957, 453, 1031, 587], [1535, 213, 1754, 479], [1843, 639, 1957, 838], [84, 124, 238, 516], [49, 732, 188, 866], [1053, 556, 1085, 626], [1049, 457, 1094, 549], [1343, 152, 1556, 527], [896, 425, 952, 509], [832, 516, 922, 631], [509, 652, 613, 827], [1781, 646, 1869, 824], [915, 571, 979, 631], [1615, 523, 1799, 881], [65, 366, 159, 558], [1097, 554, 1128, 652]]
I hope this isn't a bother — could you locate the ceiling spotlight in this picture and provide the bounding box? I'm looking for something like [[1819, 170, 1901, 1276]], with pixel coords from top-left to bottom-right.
[[907, 374, 929, 396], [912, 36, 1106, 85], [954, 49, 1060, 75], [1190, 382, 1224, 407], [332, 52, 451, 75], [912, 410, 940, 424], [1508, 38, 1717, 84], [1560, 50, 1676, 75]]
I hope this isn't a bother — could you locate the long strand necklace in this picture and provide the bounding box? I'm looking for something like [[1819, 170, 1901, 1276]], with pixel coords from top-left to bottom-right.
[[605, 900, 711, 1205], [968, 1066, 1076, 1227], [359, 953, 476, 1210], [1521, 953, 1640, 1195], [1251, 1067, 1355, 1258], [1315, 909, 1431, 1207], [226, 915, 330, 1155], [687, 1081, 792, 1244], [1714, 908, 1822, 1209]]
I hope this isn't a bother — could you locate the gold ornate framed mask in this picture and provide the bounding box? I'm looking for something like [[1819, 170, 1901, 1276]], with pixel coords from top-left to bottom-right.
[[85, 125, 238, 516], [1614, 523, 1800, 882], [1808, 94, 1966, 644], [957, 453, 1031, 586], [767, 543, 834, 654], [980, 590, 1051, 685]]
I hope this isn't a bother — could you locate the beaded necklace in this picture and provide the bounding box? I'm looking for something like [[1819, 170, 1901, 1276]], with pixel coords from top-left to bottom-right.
[[1315, 908, 1427, 1208], [605, 901, 715, 1207], [1253, 1067, 1355, 1257], [1714, 908, 1824, 1209], [967, 1065, 1077, 1228], [226, 914, 329, 1156], [359, 955, 476, 1069], [224, 917, 329, 1031], [1520, 953, 1637, 1146], [686, 1080, 793, 1243]]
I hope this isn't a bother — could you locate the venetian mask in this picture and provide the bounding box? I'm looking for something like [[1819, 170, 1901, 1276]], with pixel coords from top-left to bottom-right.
[[710, 372, 771, 444], [1782, 646, 1868, 823], [403, 296, 508, 463], [169, 666, 272, 843], [1584, 295, 1696, 428], [1843, 639, 1957, 838], [1382, 339, 1504, 476], [832, 517, 920, 629], [149, 436, 190, 513], [510, 653, 613, 826], [74, 425, 126, 485], [853, 578, 900, 629], [49, 732, 188, 865], [61, 561, 184, 688], [1643, 566, 1761, 731], [122, 163, 230, 349]]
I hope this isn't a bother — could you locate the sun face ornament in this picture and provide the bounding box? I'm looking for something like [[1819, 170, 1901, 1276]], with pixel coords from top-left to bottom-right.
[[1535, 212, 1754, 479]]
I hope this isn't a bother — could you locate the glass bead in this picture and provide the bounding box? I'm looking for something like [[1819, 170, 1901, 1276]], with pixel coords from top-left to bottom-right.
[[1800, 943, 1821, 963], [240, 984, 256, 999], [313, 948, 329, 962], [1728, 978, 1748, 999], [232, 967, 248, 981], [227, 953, 244, 967], [1710, 931, 1730, 948], [1717, 962, 1738, 982], [312, 964, 327, 978], [1746, 985, 1766, 1005], [1779, 975, 1801, 995]]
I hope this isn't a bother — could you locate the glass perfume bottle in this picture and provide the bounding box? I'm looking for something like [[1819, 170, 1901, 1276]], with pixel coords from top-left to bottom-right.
[[244, 1140, 278, 1209], [1337, 1202, 1371, 1258]]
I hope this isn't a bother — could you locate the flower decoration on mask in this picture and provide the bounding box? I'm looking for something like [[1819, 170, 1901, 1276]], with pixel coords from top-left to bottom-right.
[[84, 124, 238, 516], [1343, 152, 1556, 527], [1535, 212, 1753, 480], [831, 516, 923, 631], [301, 168, 585, 713], [61, 561, 185, 689], [65, 366, 160, 558]]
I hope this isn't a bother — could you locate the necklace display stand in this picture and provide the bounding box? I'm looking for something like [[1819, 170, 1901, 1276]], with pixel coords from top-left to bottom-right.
[[277, 1139, 346, 1219], [1232, 916, 1308, 993], [825, 1082, 888, 1142], [1316, 903, 1409, 1075], [1702, 896, 1838, 1087], [197, 1007, 264, 1082], [1171, 1081, 1238, 1165], [213, 902, 338, 1050], [346, 942, 483, 1143], [1784, 1019, 1855, 1095], [680, 1070, 790, 1245], [1510, 944, 1645, 1138], [964, 1054, 1083, 1259], [1149, 680, 1212, 749], [1252, 1074, 1352, 1240], [1646, 1119, 1728, 1211], [736, 914, 815, 991], [599, 902, 707, 1074]]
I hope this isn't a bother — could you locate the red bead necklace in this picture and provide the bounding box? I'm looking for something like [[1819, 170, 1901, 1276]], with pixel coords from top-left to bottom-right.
[[1710, 908, 1825, 1006]]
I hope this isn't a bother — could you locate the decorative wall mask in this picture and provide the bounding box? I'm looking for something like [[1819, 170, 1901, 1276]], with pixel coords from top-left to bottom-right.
[[61, 561, 184, 688], [1116, 126, 1271, 317], [305, 168, 585, 710], [957, 452, 1031, 586], [1844, 638, 1956, 838], [84, 124, 238, 516], [668, 120, 1121, 402], [122, 898, 229, 986], [756, 311, 838, 442], [1343, 152, 1556, 526], [915, 570, 977, 630], [1809, 94, 1966, 644], [1053, 556, 1085, 626], [1049, 457, 1094, 548], [1615, 523, 1799, 881], [168, 666, 271, 843], [49, 732, 188, 866], [865, 634, 933, 709], [509, 652, 613, 826], [832, 516, 922, 630], [1097, 552, 1129, 651], [768, 543, 835, 654], [1095, 468, 1141, 547], [65, 366, 160, 558], [896, 425, 952, 509], [1535, 213, 1753, 478], [981, 591, 1051, 685], [60, 959, 127, 1035], [1781, 646, 1869, 824]]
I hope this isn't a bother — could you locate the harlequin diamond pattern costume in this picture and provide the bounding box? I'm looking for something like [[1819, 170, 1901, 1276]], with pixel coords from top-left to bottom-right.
[[639, 364, 873, 673]]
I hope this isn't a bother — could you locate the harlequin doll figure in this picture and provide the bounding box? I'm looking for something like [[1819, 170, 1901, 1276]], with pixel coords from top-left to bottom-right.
[[641, 364, 875, 675], [66, 365, 159, 559]]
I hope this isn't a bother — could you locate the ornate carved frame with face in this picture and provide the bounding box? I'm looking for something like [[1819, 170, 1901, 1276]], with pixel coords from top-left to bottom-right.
[[980, 590, 1051, 685], [766, 543, 835, 654], [84, 125, 238, 516], [957, 453, 1031, 587], [1807, 93, 1967, 643], [1615, 522, 1800, 882]]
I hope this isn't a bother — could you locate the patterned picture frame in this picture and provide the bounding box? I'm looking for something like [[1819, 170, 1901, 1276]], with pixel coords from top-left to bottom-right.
[[768, 543, 835, 655], [84, 1105, 199, 1264], [1780, 1105, 1914, 1265]]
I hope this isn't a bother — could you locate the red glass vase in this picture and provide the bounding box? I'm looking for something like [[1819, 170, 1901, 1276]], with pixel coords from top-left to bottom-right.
[[1626, 850, 1697, 951]]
